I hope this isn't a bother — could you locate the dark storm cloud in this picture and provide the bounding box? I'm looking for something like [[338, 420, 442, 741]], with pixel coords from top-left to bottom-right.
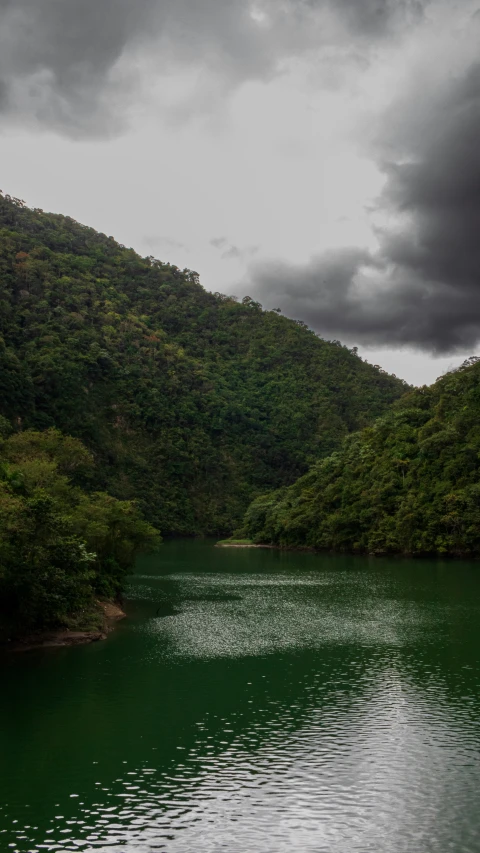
[[0, 0, 155, 135], [0, 0, 426, 136], [251, 45, 480, 353], [321, 0, 427, 36]]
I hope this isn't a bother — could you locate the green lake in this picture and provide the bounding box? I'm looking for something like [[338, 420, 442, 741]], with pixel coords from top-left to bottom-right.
[[1, 539, 480, 852]]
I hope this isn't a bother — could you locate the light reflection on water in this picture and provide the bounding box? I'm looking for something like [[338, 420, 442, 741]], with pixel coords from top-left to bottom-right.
[[1, 541, 480, 852]]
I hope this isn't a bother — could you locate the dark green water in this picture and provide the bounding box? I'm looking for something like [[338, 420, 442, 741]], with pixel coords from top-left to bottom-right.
[[2, 540, 480, 853]]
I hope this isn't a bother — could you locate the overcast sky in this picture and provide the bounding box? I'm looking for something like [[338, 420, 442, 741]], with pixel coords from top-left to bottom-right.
[[1, 0, 479, 385]]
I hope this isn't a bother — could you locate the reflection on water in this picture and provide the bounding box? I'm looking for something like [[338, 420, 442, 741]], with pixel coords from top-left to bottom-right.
[[1, 541, 480, 852]]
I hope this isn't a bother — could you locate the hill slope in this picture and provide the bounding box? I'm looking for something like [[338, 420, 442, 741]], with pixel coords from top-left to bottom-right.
[[242, 359, 480, 556], [0, 191, 407, 534]]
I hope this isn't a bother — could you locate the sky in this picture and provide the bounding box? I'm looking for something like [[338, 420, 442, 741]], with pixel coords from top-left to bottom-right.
[[1, 0, 479, 386]]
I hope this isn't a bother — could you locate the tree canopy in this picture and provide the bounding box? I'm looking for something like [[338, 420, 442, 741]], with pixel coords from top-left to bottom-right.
[[0, 428, 159, 636], [0, 191, 407, 535], [241, 359, 480, 557]]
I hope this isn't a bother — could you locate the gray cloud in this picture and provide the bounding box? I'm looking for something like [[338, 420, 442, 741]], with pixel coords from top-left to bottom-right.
[[320, 0, 427, 37], [251, 24, 480, 354], [210, 237, 228, 250], [211, 236, 259, 261], [0, 0, 427, 136]]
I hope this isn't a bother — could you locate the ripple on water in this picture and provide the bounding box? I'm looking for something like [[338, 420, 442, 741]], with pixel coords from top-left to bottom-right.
[[19, 673, 480, 853], [2, 555, 480, 853], [142, 572, 437, 659]]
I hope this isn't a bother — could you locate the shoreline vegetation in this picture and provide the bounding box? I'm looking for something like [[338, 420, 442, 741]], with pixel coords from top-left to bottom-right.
[[0, 427, 159, 646], [239, 358, 480, 558], [6, 600, 126, 653], [216, 539, 480, 559], [2, 190, 480, 644], [0, 191, 407, 643], [215, 539, 281, 549]]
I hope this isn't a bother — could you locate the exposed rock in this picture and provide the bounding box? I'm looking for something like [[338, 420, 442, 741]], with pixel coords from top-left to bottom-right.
[[98, 601, 127, 622], [7, 601, 127, 652]]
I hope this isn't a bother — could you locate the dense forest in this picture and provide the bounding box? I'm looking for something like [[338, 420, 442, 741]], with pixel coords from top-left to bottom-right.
[[0, 191, 406, 537], [241, 358, 480, 557], [0, 425, 159, 638], [0, 190, 410, 635]]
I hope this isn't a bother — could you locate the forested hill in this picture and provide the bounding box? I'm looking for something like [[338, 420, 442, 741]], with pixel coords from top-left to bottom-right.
[[242, 358, 480, 556], [0, 191, 407, 534]]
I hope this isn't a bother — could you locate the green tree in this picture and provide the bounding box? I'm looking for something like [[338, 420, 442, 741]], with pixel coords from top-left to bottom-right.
[[0, 190, 407, 536], [241, 360, 480, 557], [0, 429, 160, 636]]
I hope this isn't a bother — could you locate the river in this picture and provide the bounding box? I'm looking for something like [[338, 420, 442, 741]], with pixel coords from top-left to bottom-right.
[[1, 539, 480, 852]]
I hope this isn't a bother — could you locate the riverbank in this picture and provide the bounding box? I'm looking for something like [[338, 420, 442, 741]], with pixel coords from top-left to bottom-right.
[[215, 539, 278, 549], [216, 538, 480, 558], [215, 538, 317, 552], [5, 601, 126, 653]]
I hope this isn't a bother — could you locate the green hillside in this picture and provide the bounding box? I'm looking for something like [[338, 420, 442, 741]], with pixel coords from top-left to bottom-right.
[[242, 358, 480, 556], [0, 425, 159, 638], [0, 191, 407, 535]]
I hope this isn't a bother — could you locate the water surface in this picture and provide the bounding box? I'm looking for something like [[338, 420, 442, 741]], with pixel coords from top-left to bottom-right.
[[1, 540, 480, 852]]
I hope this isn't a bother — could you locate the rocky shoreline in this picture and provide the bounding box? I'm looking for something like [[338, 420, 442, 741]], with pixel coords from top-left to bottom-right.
[[7, 602, 126, 653]]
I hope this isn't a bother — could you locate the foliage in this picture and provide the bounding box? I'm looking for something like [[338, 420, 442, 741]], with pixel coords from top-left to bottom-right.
[[0, 192, 407, 535], [242, 360, 480, 556], [0, 429, 160, 635]]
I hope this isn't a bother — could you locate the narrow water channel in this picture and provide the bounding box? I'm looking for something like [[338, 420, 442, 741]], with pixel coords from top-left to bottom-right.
[[1, 540, 480, 852]]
